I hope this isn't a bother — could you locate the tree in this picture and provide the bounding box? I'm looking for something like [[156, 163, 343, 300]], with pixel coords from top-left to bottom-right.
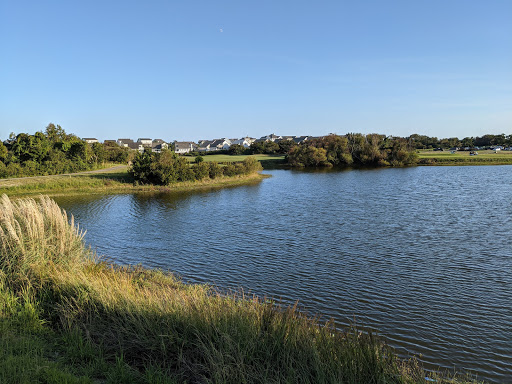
[[229, 144, 245, 155], [278, 140, 296, 154], [91, 142, 106, 164], [0, 142, 7, 162]]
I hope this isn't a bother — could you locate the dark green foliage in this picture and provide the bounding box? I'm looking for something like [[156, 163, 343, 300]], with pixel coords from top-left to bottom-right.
[[192, 161, 209, 179], [130, 152, 262, 185], [288, 134, 418, 168], [278, 139, 297, 154], [208, 162, 223, 179], [195, 155, 204, 163], [408, 133, 512, 149], [250, 141, 280, 154], [0, 123, 130, 179], [228, 144, 246, 155]]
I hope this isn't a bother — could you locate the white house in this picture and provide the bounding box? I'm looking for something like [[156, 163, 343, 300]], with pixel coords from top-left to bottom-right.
[[137, 138, 153, 148], [231, 137, 255, 148], [117, 138, 134, 147], [83, 138, 99, 144], [174, 141, 198, 154], [198, 138, 231, 152], [152, 139, 168, 153]]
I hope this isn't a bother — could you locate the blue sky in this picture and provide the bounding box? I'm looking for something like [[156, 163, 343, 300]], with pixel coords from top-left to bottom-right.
[[1, 0, 511, 141]]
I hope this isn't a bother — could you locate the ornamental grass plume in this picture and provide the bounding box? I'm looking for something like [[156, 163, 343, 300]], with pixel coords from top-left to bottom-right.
[[0, 194, 86, 287]]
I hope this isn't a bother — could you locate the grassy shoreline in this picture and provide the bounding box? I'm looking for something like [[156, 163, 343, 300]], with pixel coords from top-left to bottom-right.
[[0, 167, 268, 197], [0, 195, 481, 383]]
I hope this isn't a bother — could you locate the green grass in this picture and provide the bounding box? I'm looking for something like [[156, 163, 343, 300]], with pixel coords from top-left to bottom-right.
[[0, 195, 482, 383], [417, 150, 512, 165], [185, 153, 286, 165], [0, 166, 267, 197]]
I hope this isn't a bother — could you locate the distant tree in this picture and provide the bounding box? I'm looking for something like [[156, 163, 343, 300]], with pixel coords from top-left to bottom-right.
[[278, 139, 296, 154], [195, 155, 204, 163], [91, 142, 106, 164], [0, 142, 7, 161], [263, 141, 279, 154], [250, 141, 265, 154], [208, 162, 223, 179], [228, 144, 245, 155], [192, 161, 209, 179]]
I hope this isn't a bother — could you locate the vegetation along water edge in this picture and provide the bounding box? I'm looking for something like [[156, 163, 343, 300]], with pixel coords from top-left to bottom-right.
[[0, 194, 483, 383]]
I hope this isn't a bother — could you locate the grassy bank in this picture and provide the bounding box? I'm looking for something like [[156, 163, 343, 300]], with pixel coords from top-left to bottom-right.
[[417, 150, 512, 166], [0, 167, 267, 197], [0, 195, 480, 383], [184, 154, 287, 168]]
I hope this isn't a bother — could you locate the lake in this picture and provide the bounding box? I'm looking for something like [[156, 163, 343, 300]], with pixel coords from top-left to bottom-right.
[[54, 166, 512, 382]]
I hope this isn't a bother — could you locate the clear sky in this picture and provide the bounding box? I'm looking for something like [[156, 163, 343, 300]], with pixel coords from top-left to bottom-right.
[[1, 0, 511, 142]]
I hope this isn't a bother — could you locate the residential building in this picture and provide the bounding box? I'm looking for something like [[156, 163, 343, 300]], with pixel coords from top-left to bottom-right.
[[174, 141, 198, 154], [137, 138, 153, 148], [117, 139, 134, 147]]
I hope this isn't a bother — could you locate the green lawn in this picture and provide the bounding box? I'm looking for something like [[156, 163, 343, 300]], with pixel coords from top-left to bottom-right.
[[417, 150, 512, 165], [184, 153, 286, 163]]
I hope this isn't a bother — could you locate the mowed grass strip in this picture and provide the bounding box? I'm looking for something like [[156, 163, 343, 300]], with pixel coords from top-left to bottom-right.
[[418, 150, 512, 165], [184, 153, 286, 163]]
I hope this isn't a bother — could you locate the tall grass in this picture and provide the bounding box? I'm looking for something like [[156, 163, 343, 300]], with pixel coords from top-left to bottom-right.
[[0, 195, 480, 383]]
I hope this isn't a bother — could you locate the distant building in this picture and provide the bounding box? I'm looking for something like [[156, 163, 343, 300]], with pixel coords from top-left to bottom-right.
[[174, 141, 198, 154], [198, 138, 232, 152], [261, 134, 282, 142], [83, 138, 99, 144], [137, 138, 153, 148], [127, 142, 144, 152], [117, 139, 134, 147], [231, 137, 255, 148]]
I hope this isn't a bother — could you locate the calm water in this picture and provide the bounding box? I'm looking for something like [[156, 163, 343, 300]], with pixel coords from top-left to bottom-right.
[[54, 166, 512, 382]]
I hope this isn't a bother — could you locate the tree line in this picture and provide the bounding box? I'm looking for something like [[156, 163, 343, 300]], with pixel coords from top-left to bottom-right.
[[130, 150, 262, 185], [228, 133, 512, 159], [286, 134, 418, 167], [0, 124, 130, 178], [408, 133, 512, 149]]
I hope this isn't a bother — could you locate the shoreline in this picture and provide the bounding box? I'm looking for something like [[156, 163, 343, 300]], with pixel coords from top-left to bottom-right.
[[0, 195, 480, 383], [0, 169, 268, 198]]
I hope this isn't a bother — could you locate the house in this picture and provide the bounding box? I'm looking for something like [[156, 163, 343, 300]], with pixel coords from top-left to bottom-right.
[[260, 134, 282, 142], [152, 139, 168, 153], [292, 136, 310, 144], [198, 140, 214, 152], [174, 141, 198, 154], [231, 137, 256, 148], [126, 142, 144, 152], [83, 138, 99, 144], [198, 138, 231, 152], [231, 138, 251, 148], [210, 138, 232, 151], [117, 139, 134, 147], [137, 138, 153, 148]]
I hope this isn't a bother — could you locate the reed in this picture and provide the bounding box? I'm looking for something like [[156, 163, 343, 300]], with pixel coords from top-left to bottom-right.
[[0, 195, 481, 383]]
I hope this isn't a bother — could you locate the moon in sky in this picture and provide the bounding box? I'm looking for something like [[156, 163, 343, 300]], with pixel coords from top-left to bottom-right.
[[220, 28, 223, 33]]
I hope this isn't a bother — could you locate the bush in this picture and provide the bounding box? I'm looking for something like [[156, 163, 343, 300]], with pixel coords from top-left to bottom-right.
[[192, 161, 209, 180], [208, 162, 223, 179]]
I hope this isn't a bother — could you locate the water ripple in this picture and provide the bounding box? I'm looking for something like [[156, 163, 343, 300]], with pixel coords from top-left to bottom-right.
[[55, 166, 512, 383]]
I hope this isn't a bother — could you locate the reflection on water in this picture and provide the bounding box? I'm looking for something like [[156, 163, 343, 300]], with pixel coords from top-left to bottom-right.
[[54, 166, 512, 382]]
